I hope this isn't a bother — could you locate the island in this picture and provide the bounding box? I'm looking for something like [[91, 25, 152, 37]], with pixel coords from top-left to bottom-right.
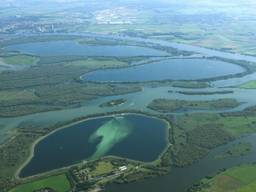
[[147, 98, 240, 113], [99, 99, 127, 108]]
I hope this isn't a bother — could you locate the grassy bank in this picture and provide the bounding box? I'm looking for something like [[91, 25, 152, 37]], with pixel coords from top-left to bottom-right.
[[240, 80, 256, 89], [2, 55, 39, 66]]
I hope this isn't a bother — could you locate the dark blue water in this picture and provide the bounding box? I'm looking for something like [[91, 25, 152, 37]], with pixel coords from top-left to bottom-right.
[[20, 114, 168, 177], [81, 58, 245, 82], [5, 40, 168, 57]]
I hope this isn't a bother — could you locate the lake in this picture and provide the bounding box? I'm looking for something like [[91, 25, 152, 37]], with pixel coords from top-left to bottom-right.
[[5, 40, 169, 57], [19, 114, 168, 177], [81, 58, 245, 82]]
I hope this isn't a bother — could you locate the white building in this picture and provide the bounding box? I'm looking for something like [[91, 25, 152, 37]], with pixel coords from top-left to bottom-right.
[[119, 166, 128, 172]]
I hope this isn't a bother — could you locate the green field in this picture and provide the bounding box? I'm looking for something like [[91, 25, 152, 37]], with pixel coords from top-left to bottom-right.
[[2, 55, 39, 66], [240, 81, 256, 89], [90, 162, 114, 177], [193, 165, 256, 192], [9, 174, 71, 192]]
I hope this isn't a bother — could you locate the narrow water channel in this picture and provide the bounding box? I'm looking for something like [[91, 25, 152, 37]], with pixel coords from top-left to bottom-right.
[[106, 134, 256, 192]]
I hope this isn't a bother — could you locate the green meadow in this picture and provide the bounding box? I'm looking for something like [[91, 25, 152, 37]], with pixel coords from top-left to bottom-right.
[[3, 55, 39, 66], [194, 165, 256, 192], [9, 174, 71, 192], [240, 81, 256, 89]]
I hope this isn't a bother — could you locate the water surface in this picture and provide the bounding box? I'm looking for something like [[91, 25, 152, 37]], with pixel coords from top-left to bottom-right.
[[20, 114, 168, 177], [5, 40, 168, 57], [82, 58, 245, 82]]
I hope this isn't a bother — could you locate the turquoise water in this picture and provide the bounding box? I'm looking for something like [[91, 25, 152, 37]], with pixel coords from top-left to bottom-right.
[[20, 114, 168, 177], [89, 117, 134, 159]]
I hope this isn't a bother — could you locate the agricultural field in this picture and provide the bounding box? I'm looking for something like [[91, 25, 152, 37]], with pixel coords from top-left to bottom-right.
[[9, 174, 71, 192], [191, 164, 256, 192]]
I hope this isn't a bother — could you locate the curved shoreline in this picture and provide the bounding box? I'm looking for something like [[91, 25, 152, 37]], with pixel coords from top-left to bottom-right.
[[3, 34, 256, 192], [16, 111, 171, 179], [4, 33, 256, 63], [3, 34, 251, 85], [80, 57, 251, 84]]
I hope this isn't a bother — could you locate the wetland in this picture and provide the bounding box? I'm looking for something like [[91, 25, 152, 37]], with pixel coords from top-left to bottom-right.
[[1, 34, 256, 192]]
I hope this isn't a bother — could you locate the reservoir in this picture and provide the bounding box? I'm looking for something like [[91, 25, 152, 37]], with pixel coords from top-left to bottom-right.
[[5, 40, 169, 57], [82, 58, 245, 82], [20, 114, 168, 177]]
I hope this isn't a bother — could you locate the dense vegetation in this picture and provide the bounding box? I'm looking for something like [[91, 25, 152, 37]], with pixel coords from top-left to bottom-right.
[[215, 143, 252, 160], [177, 90, 234, 95], [168, 106, 256, 167], [0, 56, 143, 117], [148, 98, 240, 113], [99, 99, 127, 108], [0, 132, 42, 190]]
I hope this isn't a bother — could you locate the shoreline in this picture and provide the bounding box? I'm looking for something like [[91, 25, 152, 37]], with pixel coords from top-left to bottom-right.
[[80, 58, 252, 85], [15, 111, 172, 180]]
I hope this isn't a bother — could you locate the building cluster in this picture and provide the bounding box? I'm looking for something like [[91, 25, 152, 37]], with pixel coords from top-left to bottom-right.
[[94, 7, 137, 25], [71, 164, 128, 184]]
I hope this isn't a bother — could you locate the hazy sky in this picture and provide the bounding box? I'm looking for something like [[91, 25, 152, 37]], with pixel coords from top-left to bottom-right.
[[1, 0, 256, 11]]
